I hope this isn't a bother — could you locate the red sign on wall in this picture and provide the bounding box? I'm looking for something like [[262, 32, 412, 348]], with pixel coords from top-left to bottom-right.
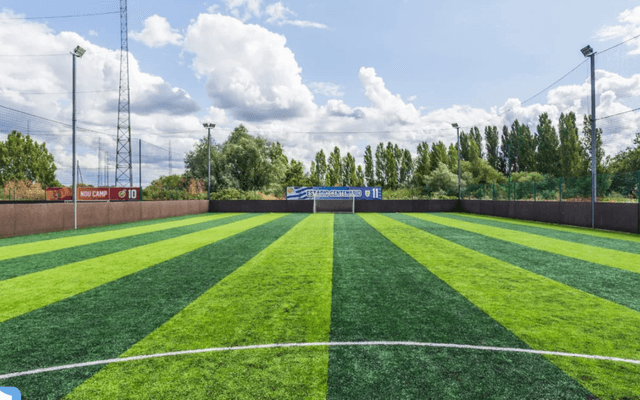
[[46, 187, 141, 201]]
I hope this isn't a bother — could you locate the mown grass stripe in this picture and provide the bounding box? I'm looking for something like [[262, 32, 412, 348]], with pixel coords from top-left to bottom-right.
[[418, 213, 640, 274], [0, 213, 202, 247], [438, 212, 640, 255], [450, 212, 640, 244], [0, 213, 235, 261], [65, 214, 334, 400], [0, 214, 254, 281], [328, 214, 592, 399], [392, 213, 640, 313], [0, 213, 306, 400], [0, 213, 285, 323], [362, 213, 640, 399]]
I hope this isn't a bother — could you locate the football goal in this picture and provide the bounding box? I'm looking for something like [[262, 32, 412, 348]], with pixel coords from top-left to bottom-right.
[[313, 195, 355, 214]]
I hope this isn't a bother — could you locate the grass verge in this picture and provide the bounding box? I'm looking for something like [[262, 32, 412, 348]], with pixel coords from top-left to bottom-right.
[[328, 214, 592, 399], [66, 214, 334, 400], [0, 213, 306, 400], [0, 214, 252, 281], [0, 213, 286, 323], [361, 213, 640, 399]]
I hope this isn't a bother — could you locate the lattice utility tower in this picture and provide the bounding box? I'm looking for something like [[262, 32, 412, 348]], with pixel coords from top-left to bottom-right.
[[115, 0, 132, 187]]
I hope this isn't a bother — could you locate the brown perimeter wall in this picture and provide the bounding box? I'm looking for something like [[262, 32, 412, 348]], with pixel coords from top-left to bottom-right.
[[0, 200, 210, 238]]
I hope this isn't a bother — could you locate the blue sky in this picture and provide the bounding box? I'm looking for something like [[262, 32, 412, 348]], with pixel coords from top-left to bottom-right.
[[1, 0, 640, 184]]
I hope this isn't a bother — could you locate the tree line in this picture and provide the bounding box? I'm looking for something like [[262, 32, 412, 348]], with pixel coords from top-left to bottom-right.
[[183, 112, 640, 197]]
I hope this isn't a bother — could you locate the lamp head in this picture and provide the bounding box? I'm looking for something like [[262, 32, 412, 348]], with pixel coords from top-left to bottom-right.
[[451, 123, 459, 129], [203, 123, 215, 128], [580, 45, 594, 57], [73, 46, 86, 58]]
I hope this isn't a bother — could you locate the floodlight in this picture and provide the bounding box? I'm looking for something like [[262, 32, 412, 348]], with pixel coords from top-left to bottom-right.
[[580, 45, 593, 57], [73, 46, 86, 58], [203, 123, 215, 128], [451, 123, 459, 128]]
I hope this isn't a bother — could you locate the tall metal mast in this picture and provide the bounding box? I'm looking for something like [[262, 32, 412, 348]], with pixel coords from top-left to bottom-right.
[[115, 0, 132, 187]]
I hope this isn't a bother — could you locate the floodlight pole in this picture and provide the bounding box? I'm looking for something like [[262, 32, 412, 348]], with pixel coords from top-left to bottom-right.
[[71, 46, 85, 230], [452, 123, 461, 200], [583, 45, 597, 229], [203, 123, 215, 200]]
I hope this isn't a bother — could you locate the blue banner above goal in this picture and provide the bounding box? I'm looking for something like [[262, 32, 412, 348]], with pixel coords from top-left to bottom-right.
[[286, 187, 382, 200]]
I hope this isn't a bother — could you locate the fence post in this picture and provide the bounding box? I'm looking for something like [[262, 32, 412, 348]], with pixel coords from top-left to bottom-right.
[[534, 181, 536, 202], [508, 180, 511, 202], [559, 178, 562, 202]]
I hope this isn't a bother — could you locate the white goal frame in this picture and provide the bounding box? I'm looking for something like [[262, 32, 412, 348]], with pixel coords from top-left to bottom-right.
[[313, 195, 355, 214]]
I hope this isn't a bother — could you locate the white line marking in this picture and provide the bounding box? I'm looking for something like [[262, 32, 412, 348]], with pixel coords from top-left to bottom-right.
[[1, 341, 639, 380]]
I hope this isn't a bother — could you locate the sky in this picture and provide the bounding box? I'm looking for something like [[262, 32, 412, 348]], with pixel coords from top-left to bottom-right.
[[1, 0, 640, 185]]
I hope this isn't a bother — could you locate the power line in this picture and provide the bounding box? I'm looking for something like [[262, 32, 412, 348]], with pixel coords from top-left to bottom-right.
[[599, 32, 640, 55], [0, 54, 67, 57], [0, 90, 118, 95], [597, 107, 640, 121], [0, 11, 120, 20]]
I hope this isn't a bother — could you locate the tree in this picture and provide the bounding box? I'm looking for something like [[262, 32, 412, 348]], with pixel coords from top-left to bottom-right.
[[394, 143, 403, 184], [399, 149, 413, 186], [581, 114, 605, 174], [485, 126, 500, 170], [468, 137, 480, 163], [459, 131, 471, 161], [375, 142, 385, 187], [498, 125, 509, 175], [184, 133, 227, 191], [447, 143, 458, 171], [469, 126, 483, 159], [509, 120, 521, 173], [517, 123, 536, 172], [283, 158, 307, 189], [385, 142, 398, 189], [425, 162, 460, 195], [535, 112, 560, 176], [558, 112, 582, 177], [0, 131, 58, 187], [342, 152, 357, 186], [364, 145, 374, 186], [314, 149, 327, 185], [309, 161, 320, 186], [429, 141, 448, 171], [355, 165, 365, 187], [327, 146, 342, 186], [412, 141, 430, 186]]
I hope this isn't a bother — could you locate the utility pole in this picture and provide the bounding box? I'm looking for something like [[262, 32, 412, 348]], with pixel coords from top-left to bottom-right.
[[71, 45, 85, 230], [452, 123, 461, 199], [581, 45, 597, 229], [203, 123, 216, 200]]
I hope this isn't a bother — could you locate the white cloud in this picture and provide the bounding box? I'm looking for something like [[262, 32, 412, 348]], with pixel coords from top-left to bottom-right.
[[0, 11, 202, 185], [308, 82, 344, 97], [88, 30, 98, 36], [597, 6, 640, 54], [183, 13, 316, 121], [130, 15, 183, 48], [265, 2, 327, 29], [223, 0, 262, 22]]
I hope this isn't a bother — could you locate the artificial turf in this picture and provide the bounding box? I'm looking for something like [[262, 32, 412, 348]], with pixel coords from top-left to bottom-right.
[[0, 212, 206, 248], [328, 214, 593, 399], [390, 213, 640, 312], [438, 212, 640, 255], [0, 213, 286, 322], [417, 213, 640, 274], [362, 213, 640, 399], [0, 213, 307, 400], [0, 213, 237, 262], [0, 213, 253, 281], [66, 213, 334, 399]]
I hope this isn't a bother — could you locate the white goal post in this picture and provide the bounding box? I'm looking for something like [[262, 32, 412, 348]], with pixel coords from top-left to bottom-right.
[[313, 195, 355, 214]]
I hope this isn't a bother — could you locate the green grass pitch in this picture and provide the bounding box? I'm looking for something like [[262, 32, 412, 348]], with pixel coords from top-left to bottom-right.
[[1, 211, 639, 399]]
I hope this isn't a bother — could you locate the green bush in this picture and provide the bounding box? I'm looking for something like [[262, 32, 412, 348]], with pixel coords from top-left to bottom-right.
[[210, 188, 262, 200]]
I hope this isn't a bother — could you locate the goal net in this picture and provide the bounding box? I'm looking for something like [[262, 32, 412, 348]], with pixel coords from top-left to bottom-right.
[[313, 196, 355, 214]]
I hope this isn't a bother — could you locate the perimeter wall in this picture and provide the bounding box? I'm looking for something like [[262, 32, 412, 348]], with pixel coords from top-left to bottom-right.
[[0, 200, 209, 238], [460, 200, 640, 234]]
